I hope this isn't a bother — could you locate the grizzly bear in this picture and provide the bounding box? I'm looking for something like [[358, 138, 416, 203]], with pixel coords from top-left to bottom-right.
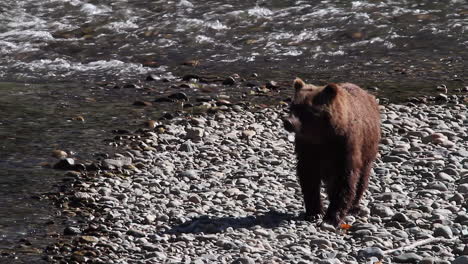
[[283, 78, 381, 226]]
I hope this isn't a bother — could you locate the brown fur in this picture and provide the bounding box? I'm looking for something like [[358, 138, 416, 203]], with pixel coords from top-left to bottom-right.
[[284, 78, 381, 226]]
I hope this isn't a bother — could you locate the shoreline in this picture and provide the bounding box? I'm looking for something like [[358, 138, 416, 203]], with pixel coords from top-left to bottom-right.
[[36, 100, 468, 263]]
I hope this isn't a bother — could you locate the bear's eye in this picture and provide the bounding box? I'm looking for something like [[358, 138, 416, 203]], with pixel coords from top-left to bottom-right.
[[291, 104, 321, 119]]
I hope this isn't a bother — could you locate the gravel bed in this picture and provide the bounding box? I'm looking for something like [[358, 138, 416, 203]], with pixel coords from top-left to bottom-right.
[[46, 102, 468, 264]]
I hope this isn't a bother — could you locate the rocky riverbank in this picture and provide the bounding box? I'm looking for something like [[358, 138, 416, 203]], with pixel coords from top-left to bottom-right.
[[43, 101, 468, 264]]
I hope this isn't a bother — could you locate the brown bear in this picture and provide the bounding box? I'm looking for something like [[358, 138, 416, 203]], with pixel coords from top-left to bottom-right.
[[283, 78, 381, 226]]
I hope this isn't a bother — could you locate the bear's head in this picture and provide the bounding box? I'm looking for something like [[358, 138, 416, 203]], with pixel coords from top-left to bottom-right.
[[283, 78, 342, 143]]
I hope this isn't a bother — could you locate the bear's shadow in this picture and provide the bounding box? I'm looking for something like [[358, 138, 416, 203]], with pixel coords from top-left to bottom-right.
[[164, 210, 301, 235]]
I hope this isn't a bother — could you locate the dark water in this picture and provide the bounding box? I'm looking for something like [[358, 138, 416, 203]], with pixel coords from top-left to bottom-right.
[[0, 0, 466, 261]]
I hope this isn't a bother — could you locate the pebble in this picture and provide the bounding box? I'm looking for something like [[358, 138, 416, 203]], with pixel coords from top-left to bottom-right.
[[394, 253, 423, 263], [222, 77, 236, 86], [453, 256, 468, 264], [102, 157, 132, 169], [433, 225, 453, 239], [371, 204, 394, 217], [357, 247, 384, 260], [64, 226, 82, 235], [168, 92, 189, 101], [310, 238, 333, 248], [186, 127, 204, 141], [232, 257, 255, 264], [51, 149, 68, 159], [127, 229, 146, 237]]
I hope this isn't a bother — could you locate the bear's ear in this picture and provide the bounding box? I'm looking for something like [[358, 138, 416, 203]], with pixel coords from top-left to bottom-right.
[[293, 78, 305, 91], [316, 83, 339, 104]]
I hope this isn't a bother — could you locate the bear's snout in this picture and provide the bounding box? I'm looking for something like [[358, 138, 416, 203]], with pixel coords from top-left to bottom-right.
[[283, 117, 298, 133]]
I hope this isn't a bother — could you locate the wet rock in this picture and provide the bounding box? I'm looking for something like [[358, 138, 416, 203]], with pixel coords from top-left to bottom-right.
[[145, 120, 158, 129], [133, 100, 152, 106], [436, 94, 449, 101], [265, 80, 279, 89], [168, 92, 189, 101], [222, 77, 236, 86], [52, 150, 68, 159], [123, 83, 139, 89], [146, 74, 159, 81], [53, 158, 75, 170], [216, 99, 232, 106], [154, 97, 174, 103], [64, 226, 82, 235]]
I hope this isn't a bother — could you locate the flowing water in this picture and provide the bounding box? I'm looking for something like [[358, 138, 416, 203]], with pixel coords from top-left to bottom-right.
[[0, 0, 466, 261]]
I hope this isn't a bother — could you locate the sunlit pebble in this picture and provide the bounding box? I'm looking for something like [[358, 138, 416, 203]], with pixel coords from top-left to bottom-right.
[[181, 60, 199, 66], [73, 116, 85, 122], [145, 120, 157, 129], [216, 99, 232, 106], [350, 32, 365, 40], [52, 150, 68, 159]]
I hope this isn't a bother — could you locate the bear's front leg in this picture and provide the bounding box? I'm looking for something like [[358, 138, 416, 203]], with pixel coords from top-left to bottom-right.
[[297, 159, 323, 221]]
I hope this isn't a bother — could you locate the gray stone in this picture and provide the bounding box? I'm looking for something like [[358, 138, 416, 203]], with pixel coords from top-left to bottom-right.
[[382, 156, 406, 163], [231, 257, 255, 264], [178, 170, 199, 179], [310, 238, 332, 248], [392, 212, 409, 223], [426, 182, 449, 192], [458, 184, 468, 194], [357, 247, 384, 260], [179, 141, 194, 152], [393, 252, 423, 263], [371, 204, 394, 217], [241, 130, 256, 138], [437, 172, 455, 182], [102, 157, 132, 169], [452, 256, 468, 264], [433, 225, 453, 239], [127, 229, 146, 237], [186, 127, 204, 140]]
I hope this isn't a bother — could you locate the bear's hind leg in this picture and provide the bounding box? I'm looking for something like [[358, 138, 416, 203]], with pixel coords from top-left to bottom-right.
[[349, 161, 372, 215], [323, 170, 358, 226]]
